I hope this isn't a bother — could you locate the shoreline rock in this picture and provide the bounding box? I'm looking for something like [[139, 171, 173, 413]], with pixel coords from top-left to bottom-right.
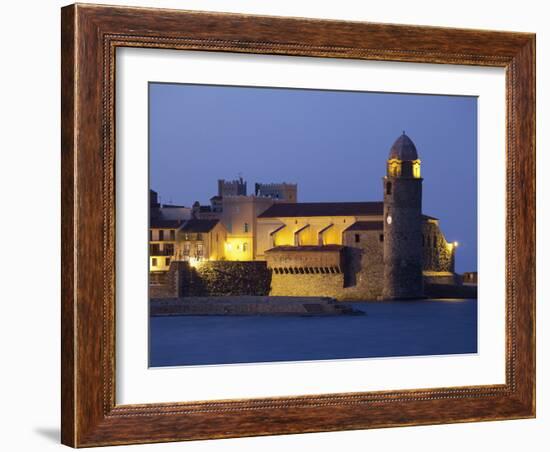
[[150, 296, 363, 317]]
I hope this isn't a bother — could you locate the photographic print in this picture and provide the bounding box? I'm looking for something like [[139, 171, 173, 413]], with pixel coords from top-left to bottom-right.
[[61, 5, 536, 445], [148, 83, 478, 367]]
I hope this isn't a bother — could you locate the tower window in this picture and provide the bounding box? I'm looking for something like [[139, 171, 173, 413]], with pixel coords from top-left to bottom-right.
[[355, 234, 360, 243], [386, 182, 392, 195], [244, 222, 249, 233]]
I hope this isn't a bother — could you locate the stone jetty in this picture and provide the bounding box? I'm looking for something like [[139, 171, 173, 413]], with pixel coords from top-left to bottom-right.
[[150, 296, 363, 317]]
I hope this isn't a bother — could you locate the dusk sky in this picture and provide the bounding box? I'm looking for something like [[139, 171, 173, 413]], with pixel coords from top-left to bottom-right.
[[149, 83, 477, 273]]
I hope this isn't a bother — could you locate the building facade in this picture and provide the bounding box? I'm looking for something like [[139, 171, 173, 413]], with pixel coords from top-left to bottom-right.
[[254, 182, 298, 202], [149, 218, 182, 272], [177, 219, 227, 263], [149, 133, 460, 300]]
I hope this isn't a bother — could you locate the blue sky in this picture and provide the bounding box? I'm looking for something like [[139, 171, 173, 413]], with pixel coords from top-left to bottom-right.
[[149, 83, 477, 272]]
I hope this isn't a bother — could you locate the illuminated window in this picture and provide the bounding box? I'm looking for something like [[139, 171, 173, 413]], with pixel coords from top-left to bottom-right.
[[413, 161, 421, 178], [388, 160, 401, 177]]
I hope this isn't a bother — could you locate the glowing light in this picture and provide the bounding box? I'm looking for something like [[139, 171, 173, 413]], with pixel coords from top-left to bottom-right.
[[189, 257, 201, 268], [412, 160, 421, 178], [453, 241, 459, 247]]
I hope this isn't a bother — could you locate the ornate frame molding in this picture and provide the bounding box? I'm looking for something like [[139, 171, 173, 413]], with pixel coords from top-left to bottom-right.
[[61, 4, 535, 447]]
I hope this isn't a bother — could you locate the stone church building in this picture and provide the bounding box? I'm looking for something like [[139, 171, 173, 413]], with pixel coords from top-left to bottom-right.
[[257, 133, 457, 300]]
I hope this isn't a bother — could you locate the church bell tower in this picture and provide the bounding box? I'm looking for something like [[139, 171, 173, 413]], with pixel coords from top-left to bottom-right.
[[382, 132, 424, 299]]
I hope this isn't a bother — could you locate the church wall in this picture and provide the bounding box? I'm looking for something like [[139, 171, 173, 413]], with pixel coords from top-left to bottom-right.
[[266, 238, 385, 300], [422, 220, 455, 273], [341, 229, 384, 299]]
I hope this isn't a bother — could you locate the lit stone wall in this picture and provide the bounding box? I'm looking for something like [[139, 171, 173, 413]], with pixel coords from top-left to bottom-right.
[[150, 261, 272, 299], [266, 242, 384, 301], [270, 273, 346, 298], [342, 230, 384, 299], [422, 219, 455, 273]]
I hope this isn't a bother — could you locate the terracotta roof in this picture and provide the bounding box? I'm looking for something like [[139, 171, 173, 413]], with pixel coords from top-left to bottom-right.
[[389, 133, 418, 161], [161, 204, 187, 208], [344, 221, 384, 232], [258, 202, 383, 218], [422, 214, 439, 221], [266, 245, 344, 253], [180, 219, 219, 233], [149, 218, 183, 229]]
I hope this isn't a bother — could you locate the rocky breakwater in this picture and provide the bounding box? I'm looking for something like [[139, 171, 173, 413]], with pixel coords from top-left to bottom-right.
[[150, 296, 363, 316]]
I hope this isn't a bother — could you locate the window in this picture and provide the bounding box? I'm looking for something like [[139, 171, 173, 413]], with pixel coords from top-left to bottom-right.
[[164, 244, 174, 255], [243, 242, 248, 253], [183, 243, 190, 256], [379, 234, 384, 242], [244, 223, 249, 233], [355, 234, 360, 243], [197, 243, 204, 257], [169, 229, 175, 241], [152, 257, 157, 267], [150, 244, 160, 255], [165, 257, 170, 266], [197, 233, 203, 241], [149, 229, 152, 241], [159, 230, 164, 241], [386, 181, 392, 195]]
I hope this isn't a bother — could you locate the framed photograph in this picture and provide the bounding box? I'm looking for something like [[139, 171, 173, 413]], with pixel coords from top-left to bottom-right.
[[61, 3, 535, 447]]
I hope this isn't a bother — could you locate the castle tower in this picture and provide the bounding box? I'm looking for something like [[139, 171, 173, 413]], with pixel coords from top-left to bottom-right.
[[382, 132, 424, 299]]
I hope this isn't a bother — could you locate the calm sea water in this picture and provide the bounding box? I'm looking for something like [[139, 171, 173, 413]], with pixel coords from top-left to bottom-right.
[[149, 299, 477, 367]]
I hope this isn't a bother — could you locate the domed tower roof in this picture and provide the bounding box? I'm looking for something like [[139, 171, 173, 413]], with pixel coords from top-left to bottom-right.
[[388, 132, 418, 161]]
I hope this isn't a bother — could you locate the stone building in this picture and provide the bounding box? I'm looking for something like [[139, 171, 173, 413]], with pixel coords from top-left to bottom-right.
[[219, 195, 274, 260], [258, 132, 459, 300], [218, 177, 247, 197], [149, 133, 461, 300], [149, 218, 183, 272], [254, 182, 298, 202], [177, 219, 227, 263], [382, 132, 424, 299]]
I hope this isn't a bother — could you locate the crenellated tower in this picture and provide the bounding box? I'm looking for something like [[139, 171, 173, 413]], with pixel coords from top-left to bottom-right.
[[382, 132, 424, 299]]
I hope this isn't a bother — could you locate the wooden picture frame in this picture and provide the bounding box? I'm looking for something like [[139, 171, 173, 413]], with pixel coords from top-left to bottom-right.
[[61, 3, 535, 447]]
